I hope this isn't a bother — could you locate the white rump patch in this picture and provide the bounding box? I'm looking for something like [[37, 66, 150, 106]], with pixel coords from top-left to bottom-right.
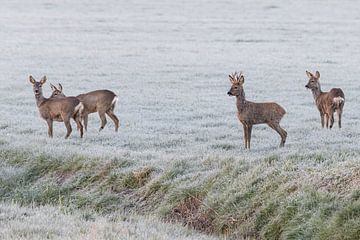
[[333, 97, 344, 104], [74, 102, 84, 114], [111, 96, 119, 106]]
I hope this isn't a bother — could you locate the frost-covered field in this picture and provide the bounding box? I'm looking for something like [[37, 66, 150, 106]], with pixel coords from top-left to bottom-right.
[[0, 203, 214, 240], [1, 0, 360, 239], [1, 0, 360, 163]]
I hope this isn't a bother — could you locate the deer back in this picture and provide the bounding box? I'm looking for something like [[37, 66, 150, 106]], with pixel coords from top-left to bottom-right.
[[316, 88, 345, 112], [239, 101, 286, 124], [76, 90, 117, 112], [329, 88, 345, 99], [39, 97, 81, 121]]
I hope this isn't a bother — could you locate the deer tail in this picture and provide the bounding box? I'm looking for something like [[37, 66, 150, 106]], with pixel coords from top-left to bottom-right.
[[111, 95, 118, 111], [74, 102, 84, 118], [333, 96, 345, 109]]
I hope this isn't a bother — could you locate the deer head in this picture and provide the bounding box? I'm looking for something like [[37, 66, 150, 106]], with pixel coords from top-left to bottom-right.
[[29, 75, 47, 97], [50, 83, 65, 98], [227, 71, 245, 96], [305, 70, 321, 90]]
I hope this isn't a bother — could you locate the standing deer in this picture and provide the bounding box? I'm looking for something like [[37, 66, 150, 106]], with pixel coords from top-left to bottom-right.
[[50, 84, 119, 132], [227, 72, 287, 149], [305, 70, 345, 129], [29, 76, 84, 139]]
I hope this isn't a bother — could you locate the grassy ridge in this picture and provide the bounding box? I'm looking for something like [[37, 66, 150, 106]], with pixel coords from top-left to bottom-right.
[[1, 148, 360, 239]]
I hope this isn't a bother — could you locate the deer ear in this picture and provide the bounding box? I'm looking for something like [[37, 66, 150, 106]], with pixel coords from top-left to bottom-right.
[[58, 83, 63, 92], [315, 71, 320, 79], [239, 75, 245, 84], [29, 75, 36, 84], [306, 71, 313, 78], [40, 76, 47, 85]]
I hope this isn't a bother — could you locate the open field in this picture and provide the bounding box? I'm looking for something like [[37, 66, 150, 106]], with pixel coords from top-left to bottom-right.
[[0, 203, 214, 240], [1, 0, 360, 239]]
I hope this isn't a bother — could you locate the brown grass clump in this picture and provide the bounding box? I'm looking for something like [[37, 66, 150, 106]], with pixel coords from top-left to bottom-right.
[[318, 169, 360, 195], [132, 167, 153, 187], [169, 195, 215, 234]]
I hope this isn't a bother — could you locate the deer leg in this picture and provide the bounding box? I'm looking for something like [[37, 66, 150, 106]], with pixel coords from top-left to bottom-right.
[[242, 123, 248, 149], [83, 114, 89, 131], [46, 119, 53, 138], [329, 110, 335, 129], [106, 110, 119, 132], [74, 115, 84, 138], [98, 111, 107, 131], [324, 114, 329, 128], [280, 125, 287, 147], [247, 124, 253, 149], [268, 123, 287, 147], [63, 117, 72, 139], [320, 113, 325, 128], [239, 117, 248, 149], [337, 108, 342, 128]]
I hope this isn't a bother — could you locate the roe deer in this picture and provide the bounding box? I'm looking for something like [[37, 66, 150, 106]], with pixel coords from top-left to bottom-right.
[[305, 71, 345, 129], [29, 76, 84, 139], [227, 72, 287, 149], [50, 84, 119, 132]]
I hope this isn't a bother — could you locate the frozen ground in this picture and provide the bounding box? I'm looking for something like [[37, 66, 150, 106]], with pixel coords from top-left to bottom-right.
[[1, 0, 360, 239], [0, 203, 214, 240], [0, 0, 359, 165]]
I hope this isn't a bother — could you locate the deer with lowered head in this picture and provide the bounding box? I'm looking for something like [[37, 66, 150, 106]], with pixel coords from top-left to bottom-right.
[[29, 76, 84, 139], [227, 72, 287, 149], [305, 70, 345, 129], [50, 84, 119, 132]]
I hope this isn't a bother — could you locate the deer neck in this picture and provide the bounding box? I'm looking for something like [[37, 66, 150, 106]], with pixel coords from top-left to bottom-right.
[[35, 94, 47, 107], [236, 90, 246, 112], [311, 87, 322, 101]]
